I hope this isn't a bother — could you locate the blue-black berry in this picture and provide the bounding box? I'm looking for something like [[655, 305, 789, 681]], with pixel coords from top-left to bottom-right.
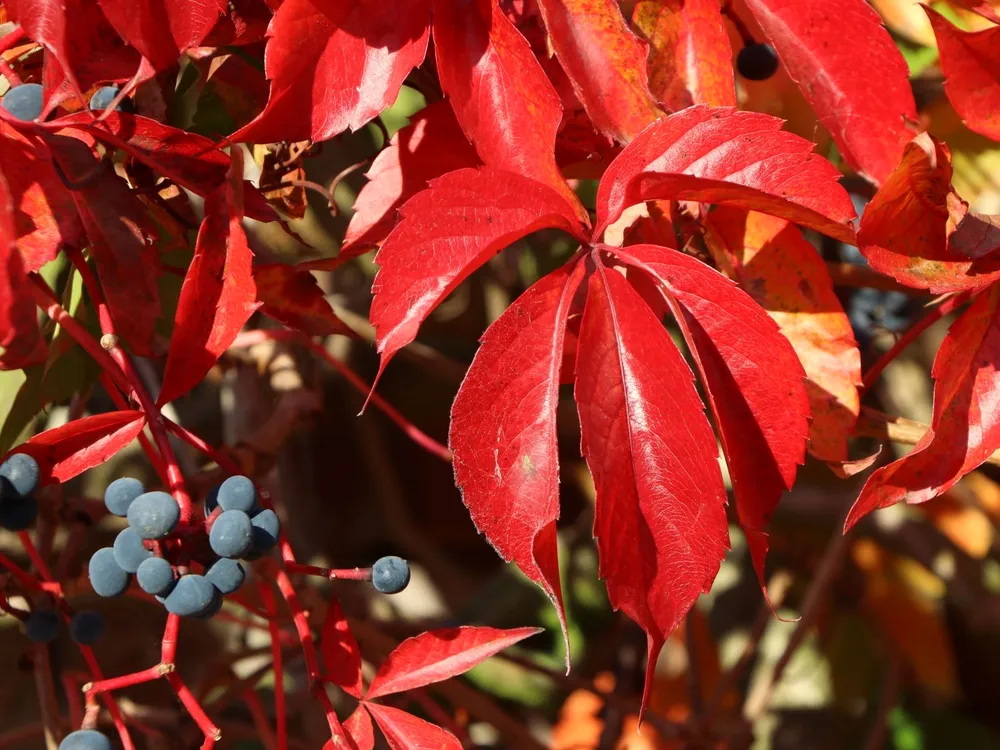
[[736, 43, 780, 81], [371, 556, 410, 594], [0, 452, 40, 499], [113, 527, 153, 573], [209, 509, 253, 559], [88, 85, 130, 112], [88, 547, 130, 597], [217, 475, 257, 513], [1, 83, 44, 121], [104, 477, 144, 517], [193, 586, 223, 619], [24, 610, 61, 642], [136, 557, 177, 596], [59, 729, 112, 750], [0, 495, 38, 531], [69, 610, 107, 645], [246, 509, 280, 558], [163, 574, 215, 617], [205, 558, 246, 594], [127, 491, 180, 540]]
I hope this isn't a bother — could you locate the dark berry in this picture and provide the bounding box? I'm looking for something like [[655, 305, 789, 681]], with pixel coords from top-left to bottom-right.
[[163, 574, 215, 617], [246, 509, 280, 558], [126, 491, 180, 539], [59, 729, 112, 750], [69, 610, 106, 645], [193, 586, 223, 619], [217, 475, 257, 513], [113, 527, 153, 573], [136, 557, 177, 596], [0, 495, 38, 531], [209, 509, 253, 559], [88, 85, 130, 112], [371, 556, 410, 594], [1, 83, 44, 120], [205, 558, 246, 594], [24, 610, 61, 642], [88, 547, 130, 597], [0, 452, 40, 498], [104, 477, 144, 517], [205, 485, 220, 515], [736, 43, 780, 81]]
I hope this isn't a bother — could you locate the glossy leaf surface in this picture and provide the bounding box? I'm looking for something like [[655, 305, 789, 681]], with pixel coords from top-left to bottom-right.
[[365, 703, 462, 750], [320, 597, 363, 698]]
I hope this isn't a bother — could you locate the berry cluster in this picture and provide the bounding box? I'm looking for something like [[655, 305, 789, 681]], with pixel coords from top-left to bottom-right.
[[0, 82, 129, 121], [22, 608, 108, 645], [0, 452, 40, 531], [88, 474, 280, 619]]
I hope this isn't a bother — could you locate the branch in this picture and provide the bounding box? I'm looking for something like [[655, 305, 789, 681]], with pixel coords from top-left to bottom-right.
[[854, 407, 1000, 467]]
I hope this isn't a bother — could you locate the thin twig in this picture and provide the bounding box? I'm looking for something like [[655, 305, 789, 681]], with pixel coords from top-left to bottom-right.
[[854, 406, 1000, 466]]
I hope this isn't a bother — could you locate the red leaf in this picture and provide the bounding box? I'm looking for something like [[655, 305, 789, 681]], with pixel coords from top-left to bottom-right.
[[858, 134, 1000, 292], [96, 0, 227, 70], [450, 261, 586, 655], [611, 243, 809, 588], [159, 150, 259, 406], [925, 7, 1000, 143], [632, 0, 736, 111], [320, 597, 363, 698], [370, 167, 585, 379], [364, 703, 462, 750], [743, 0, 917, 185], [847, 288, 1000, 528], [433, 0, 585, 216], [704, 207, 861, 463], [10, 411, 146, 484], [343, 101, 480, 253], [343, 705, 375, 750], [594, 106, 857, 244], [944, 0, 1000, 24], [574, 259, 729, 714], [365, 626, 540, 699], [233, 0, 431, 144], [253, 263, 354, 337], [532, 0, 664, 143]]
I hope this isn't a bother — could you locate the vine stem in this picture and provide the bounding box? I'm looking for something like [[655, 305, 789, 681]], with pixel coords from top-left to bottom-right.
[[259, 580, 287, 750], [285, 562, 372, 582]]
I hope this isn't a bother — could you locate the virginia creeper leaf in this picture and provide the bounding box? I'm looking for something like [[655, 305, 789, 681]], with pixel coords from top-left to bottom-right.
[[847, 288, 1000, 528], [232, 0, 431, 144], [96, 0, 228, 71], [253, 263, 354, 337], [433, 0, 585, 216], [944, 0, 1000, 24], [704, 207, 861, 463], [858, 134, 1000, 292], [574, 259, 729, 715], [610, 243, 809, 590], [8, 410, 146, 484], [533, 0, 664, 143], [450, 261, 587, 656], [159, 150, 259, 406], [370, 167, 586, 380], [632, 0, 736, 111], [743, 0, 918, 184], [364, 703, 462, 750], [343, 705, 375, 750], [366, 626, 541, 699], [925, 7, 1000, 143], [594, 106, 857, 244], [343, 101, 480, 253], [320, 596, 363, 698]]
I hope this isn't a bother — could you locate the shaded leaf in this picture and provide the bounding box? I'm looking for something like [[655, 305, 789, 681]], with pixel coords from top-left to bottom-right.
[[847, 287, 1000, 528], [364, 703, 462, 750], [232, 0, 431, 144], [9, 410, 146, 484], [610, 243, 808, 590], [632, 0, 736, 111], [343, 705, 375, 750], [743, 0, 918, 184], [533, 0, 664, 143], [343, 101, 480, 253], [450, 261, 586, 656], [925, 7, 1000, 143], [366, 626, 541, 699], [433, 0, 585, 215], [944, 0, 1000, 26], [370, 167, 585, 379], [320, 596, 363, 698], [253, 263, 354, 337], [574, 259, 729, 714], [594, 106, 857, 243], [704, 207, 861, 463]]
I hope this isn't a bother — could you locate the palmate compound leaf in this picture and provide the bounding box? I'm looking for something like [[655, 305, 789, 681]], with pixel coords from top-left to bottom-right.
[[593, 106, 858, 244], [847, 287, 1000, 528], [925, 7, 1000, 143], [232, 0, 431, 144], [742, 0, 918, 185], [631, 0, 736, 111], [574, 257, 730, 716], [609, 244, 810, 592], [370, 167, 588, 383], [450, 261, 587, 657]]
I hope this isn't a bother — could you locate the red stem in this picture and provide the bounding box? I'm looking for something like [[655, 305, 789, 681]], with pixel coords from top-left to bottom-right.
[[259, 580, 287, 750], [86, 665, 166, 699], [0, 26, 27, 56], [0, 56, 22, 86], [285, 562, 372, 582], [166, 671, 221, 744], [17, 532, 56, 586], [78, 647, 135, 749], [161, 614, 180, 665]]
